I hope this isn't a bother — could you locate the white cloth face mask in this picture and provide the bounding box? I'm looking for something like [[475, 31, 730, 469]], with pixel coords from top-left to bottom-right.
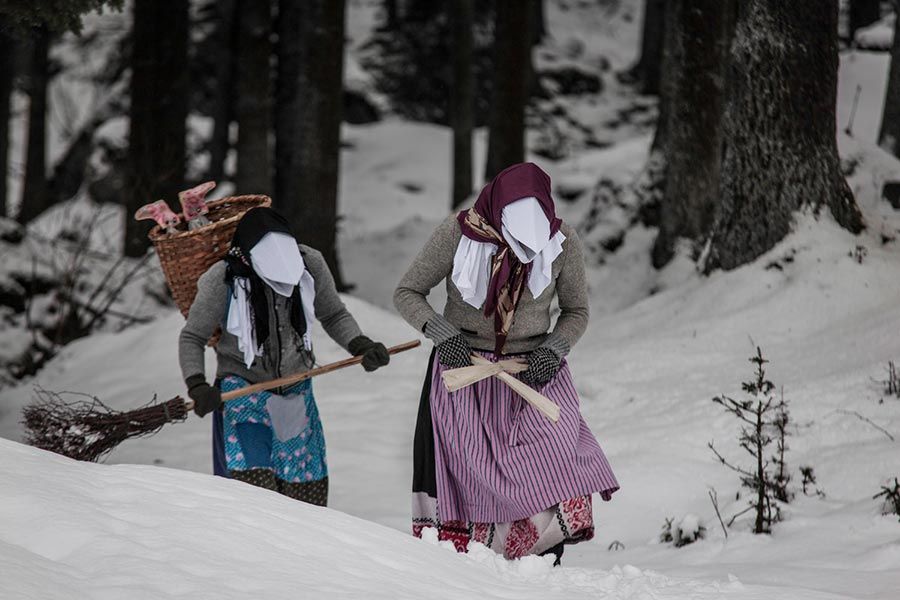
[[250, 232, 304, 297], [501, 197, 552, 264]]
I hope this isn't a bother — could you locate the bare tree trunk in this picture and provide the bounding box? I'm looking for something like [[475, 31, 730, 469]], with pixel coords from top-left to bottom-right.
[[706, 0, 863, 272], [0, 24, 14, 218], [17, 28, 49, 224], [879, 10, 900, 156], [275, 0, 302, 206], [651, 0, 734, 268], [848, 0, 880, 43], [450, 0, 474, 209], [383, 0, 399, 29], [532, 0, 546, 45], [207, 0, 238, 185], [276, 0, 349, 288], [485, 0, 532, 181], [631, 0, 666, 95], [235, 0, 272, 195], [649, 0, 677, 154], [124, 0, 188, 257]]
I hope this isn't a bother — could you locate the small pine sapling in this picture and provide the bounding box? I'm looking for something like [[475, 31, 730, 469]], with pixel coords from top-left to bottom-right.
[[874, 478, 900, 522], [886, 361, 899, 398], [800, 465, 826, 498], [771, 390, 793, 503], [709, 347, 788, 534], [659, 517, 674, 544]]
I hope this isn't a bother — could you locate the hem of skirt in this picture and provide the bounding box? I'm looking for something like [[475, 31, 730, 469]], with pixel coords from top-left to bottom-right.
[[439, 484, 619, 524]]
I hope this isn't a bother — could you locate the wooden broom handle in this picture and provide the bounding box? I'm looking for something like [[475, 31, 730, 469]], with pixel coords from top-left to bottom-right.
[[217, 340, 421, 402]]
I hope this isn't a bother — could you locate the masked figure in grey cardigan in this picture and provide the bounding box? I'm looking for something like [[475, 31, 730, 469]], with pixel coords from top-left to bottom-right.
[[180, 207, 389, 505], [394, 162, 618, 564]]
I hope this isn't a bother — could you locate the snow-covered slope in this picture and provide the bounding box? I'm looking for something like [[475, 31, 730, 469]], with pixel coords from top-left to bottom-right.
[[0, 437, 883, 600]]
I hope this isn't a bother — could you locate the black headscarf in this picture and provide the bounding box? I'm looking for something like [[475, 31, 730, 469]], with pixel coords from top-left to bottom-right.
[[224, 207, 307, 350]]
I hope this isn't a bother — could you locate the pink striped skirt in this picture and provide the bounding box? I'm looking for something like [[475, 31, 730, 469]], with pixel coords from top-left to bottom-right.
[[412, 350, 619, 558]]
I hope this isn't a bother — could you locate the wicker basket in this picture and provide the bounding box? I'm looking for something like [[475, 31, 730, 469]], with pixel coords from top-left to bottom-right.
[[149, 194, 271, 318]]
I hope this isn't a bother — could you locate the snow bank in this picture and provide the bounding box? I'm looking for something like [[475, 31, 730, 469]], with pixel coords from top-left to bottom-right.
[[2, 437, 807, 600]]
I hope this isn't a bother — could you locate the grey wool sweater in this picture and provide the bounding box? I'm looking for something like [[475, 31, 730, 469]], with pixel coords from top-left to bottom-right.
[[179, 245, 363, 384], [393, 215, 589, 356]]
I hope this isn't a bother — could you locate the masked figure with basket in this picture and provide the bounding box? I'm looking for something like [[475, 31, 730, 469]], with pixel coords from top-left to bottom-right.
[[179, 207, 390, 505]]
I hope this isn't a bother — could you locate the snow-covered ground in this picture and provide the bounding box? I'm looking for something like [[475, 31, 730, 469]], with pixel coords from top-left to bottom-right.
[[3, 1, 900, 598]]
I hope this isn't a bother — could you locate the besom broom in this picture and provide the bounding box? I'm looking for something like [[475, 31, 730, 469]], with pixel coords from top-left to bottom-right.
[[23, 340, 420, 462]]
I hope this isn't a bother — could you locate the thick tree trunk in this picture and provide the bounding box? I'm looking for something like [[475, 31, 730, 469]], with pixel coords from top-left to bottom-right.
[[0, 24, 14, 218], [276, 0, 348, 288], [649, 0, 677, 154], [485, 0, 532, 181], [706, 0, 863, 272], [651, 0, 734, 268], [383, 0, 399, 30], [17, 29, 49, 224], [450, 0, 474, 209], [124, 0, 188, 257], [235, 0, 272, 195], [207, 0, 238, 185], [633, 0, 666, 95], [532, 0, 546, 45], [848, 0, 880, 43], [405, 0, 443, 23], [878, 11, 900, 156], [275, 0, 302, 206]]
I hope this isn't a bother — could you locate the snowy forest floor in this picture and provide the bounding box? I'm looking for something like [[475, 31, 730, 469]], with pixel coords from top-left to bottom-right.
[[2, 1, 900, 598]]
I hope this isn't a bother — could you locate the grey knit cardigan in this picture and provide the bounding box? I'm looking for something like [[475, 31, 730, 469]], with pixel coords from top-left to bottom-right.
[[393, 215, 588, 356]]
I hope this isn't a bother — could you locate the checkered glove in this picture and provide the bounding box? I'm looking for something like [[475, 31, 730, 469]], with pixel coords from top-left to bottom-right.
[[521, 347, 562, 385], [436, 334, 473, 369]]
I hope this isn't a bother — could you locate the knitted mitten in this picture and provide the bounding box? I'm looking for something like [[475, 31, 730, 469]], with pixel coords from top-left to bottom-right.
[[521, 347, 562, 385]]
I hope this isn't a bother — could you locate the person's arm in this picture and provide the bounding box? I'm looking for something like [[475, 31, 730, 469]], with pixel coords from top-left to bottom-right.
[[393, 215, 461, 344], [178, 262, 228, 382], [303, 247, 363, 352], [542, 227, 589, 357]]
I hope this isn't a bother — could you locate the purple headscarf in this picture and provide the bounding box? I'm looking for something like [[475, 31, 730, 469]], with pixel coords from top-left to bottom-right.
[[456, 162, 561, 353]]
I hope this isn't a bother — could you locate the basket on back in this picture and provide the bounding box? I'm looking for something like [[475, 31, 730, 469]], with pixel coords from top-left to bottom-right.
[[149, 194, 271, 318]]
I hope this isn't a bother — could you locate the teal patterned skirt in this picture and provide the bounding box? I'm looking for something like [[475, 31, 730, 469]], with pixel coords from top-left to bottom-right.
[[219, 375, 328, 485]]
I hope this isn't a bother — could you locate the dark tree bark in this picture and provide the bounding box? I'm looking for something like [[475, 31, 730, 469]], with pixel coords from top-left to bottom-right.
[[405, 0, 443, 23], [275, 0, 302, 206], [485, 0, 533, 181], [383, 0, 399, 29], [651, 0, 734, 268], [0, 24, 15, 218], [630, 0, 666, 95], [275, 0, 349, 288], [450, 0, 474, 209], [235, 0, 272, 195], [124, 0, 188, 257], [848, 0, 880, 43], [706, 0, 863, 272], [17, 28, 50, 224], [649, 0, 677, 154], [879, 9, 900, 156], [207, 0, 238, 185], [532, 0, 545, 45]]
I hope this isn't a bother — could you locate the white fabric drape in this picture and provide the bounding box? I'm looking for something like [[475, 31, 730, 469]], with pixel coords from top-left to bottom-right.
[[226, 233, 317, 367], [451, 197, 565, 309]]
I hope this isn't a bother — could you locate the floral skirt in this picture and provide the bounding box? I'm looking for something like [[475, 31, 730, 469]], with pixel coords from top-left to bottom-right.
[[219, 376, 328, 487]]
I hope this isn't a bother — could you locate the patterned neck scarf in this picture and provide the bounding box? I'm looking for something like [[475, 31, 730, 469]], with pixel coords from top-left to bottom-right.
[[456, 163, 562, 354]]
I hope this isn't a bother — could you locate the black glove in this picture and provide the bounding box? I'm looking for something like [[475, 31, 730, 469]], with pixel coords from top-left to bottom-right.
[[436, 334, 473, 369], [348, 335, 391, 372], [185, 375, 222, 418], [521, 347, 562, 386]]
